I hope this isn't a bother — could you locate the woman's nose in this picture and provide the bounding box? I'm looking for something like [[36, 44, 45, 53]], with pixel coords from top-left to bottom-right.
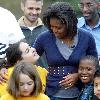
[[52, 27, 58, 33]]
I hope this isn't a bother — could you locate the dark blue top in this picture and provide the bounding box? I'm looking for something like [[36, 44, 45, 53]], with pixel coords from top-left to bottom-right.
[[77, 83, 93, 100], [33, 28, 98, 96]]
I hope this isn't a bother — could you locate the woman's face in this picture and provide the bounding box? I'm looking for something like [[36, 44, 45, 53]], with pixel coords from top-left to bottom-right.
[[78, 59, 96, 84], [50, 17, 67, 39], [19, 73, 34, 97], [19, 42, 39, 63]]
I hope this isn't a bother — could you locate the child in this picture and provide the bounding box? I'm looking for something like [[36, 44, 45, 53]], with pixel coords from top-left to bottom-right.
[[0, 41, 48, 96], [0, 61, 50, 100], [77, 55, 99, 100], [92, 69, 100, 100]]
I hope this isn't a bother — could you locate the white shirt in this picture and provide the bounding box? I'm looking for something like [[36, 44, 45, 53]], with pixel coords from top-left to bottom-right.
[[0, 7, 25, 58]]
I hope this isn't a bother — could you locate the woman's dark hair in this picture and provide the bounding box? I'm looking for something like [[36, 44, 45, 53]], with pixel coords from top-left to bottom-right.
[[7, 61, 42, 99], [6, 42, 23, 67], [43, 2, 78, 40], [80, 55, 99, 70]]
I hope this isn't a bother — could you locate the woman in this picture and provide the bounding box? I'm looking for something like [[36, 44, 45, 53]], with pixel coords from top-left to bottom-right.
[[0, 61, 49, 100], [0, 41, 48, 96], [34, 2, 98, 100]]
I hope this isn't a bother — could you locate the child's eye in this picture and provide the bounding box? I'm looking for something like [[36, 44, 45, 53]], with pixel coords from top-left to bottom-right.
[[19, 83, 24, 86], [87, 68, 91, 71], [27, 81, 34, 85], [94, 83, 98, 87]]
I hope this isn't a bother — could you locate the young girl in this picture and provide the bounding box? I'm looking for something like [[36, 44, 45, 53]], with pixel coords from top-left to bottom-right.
[[92, 69, 100, 100], [0, 61, 50, 100], [0, 41, 48, 96], [78, 55, 99, 100]]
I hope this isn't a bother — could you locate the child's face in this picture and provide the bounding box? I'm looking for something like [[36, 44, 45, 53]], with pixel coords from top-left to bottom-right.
[[19, 73, 34, 97], [94, 77, 100, 99], [19, 42, 40, 63], [78, 59, 96, 84]]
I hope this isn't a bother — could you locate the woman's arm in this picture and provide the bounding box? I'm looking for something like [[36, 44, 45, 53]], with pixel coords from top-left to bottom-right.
[[59, 73, 78, 89]]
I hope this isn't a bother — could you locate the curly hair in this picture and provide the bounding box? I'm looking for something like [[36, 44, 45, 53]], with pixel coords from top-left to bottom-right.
[[43, 2, 78, 40]]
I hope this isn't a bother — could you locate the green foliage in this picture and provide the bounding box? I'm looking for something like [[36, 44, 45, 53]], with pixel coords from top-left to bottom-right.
[[0, 0, 22, 19], [0, 0, 99, 19]]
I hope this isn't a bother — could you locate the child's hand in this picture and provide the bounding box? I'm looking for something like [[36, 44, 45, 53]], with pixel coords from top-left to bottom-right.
[[0, 68, 8, 84]]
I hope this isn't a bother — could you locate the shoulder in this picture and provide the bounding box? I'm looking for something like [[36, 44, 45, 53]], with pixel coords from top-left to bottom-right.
[[77, 17, 85, 28], [35, 31, 53, 42], [37, 93, 50, 100], [0, 93, 14, 100], [36, 66, 48, 74], [38, 31, 51, 38], [77, 17, 84, 21], [18, 93, 50, 100], [78, 28, 94, 39], [78, 28, 96, 46]]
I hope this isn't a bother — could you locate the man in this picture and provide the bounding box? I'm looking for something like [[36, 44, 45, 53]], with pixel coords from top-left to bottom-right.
[[18, 0, 47, 46], [18, 0, 48, 67], [0, 7, 25, 83], [77, 0, 100, 58]]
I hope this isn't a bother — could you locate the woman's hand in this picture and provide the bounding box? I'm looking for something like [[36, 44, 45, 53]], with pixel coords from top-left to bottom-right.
[[59, 73, 78, 89], [0, 68, 8, 84]]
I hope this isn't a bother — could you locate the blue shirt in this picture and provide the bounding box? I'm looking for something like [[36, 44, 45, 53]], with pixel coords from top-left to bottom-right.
[[78, 83, 93, 100], [77, 15, 100, 57]]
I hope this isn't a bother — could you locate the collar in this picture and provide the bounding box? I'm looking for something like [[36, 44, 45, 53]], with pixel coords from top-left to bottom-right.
[[85, 82, 93, 88], [18, 16, 43, 27], [78, 13, 100, 29]]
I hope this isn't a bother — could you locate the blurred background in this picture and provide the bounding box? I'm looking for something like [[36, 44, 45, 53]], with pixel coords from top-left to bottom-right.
[[0, 0, 99, 20]]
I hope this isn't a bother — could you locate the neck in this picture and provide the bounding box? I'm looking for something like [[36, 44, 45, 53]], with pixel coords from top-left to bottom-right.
[[61, 38, 74, 47], [23, 17, 38, 27], [86, 14, 99, 28]]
